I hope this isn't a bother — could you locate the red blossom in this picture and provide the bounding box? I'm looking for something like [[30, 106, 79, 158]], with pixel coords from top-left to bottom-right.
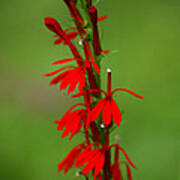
[[111, 144, 132, 180], [54, 103, 89, 140], [44, 56, 99, 94], [75, 143, 105, 180], [75, 142, 135, 180], [86, 69, 144, 127], [44, 1, 143, 179], [58, 143, 85, 173]]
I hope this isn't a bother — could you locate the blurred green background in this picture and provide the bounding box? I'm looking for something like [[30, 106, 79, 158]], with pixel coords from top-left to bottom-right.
[[0, 0, 179, 179]]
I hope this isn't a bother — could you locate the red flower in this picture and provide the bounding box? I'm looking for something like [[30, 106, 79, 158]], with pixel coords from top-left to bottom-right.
[[44, 46, 100, 94], [111, 144, 132, 180], [111, 161, 132, 180], [43, 58, 85, 94], [86, 68, 144, 128], [54, 103, 89, 140], [44, 17, 78, 45], [58, 143, 85, 173], [75, 142, 105, 180], [75, 142, 135, 180]]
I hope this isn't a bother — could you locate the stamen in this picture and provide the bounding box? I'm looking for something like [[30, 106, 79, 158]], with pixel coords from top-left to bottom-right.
[[107, 67, 111, 72], [79, 39, 84, 46], [100, 123, 105, 128]]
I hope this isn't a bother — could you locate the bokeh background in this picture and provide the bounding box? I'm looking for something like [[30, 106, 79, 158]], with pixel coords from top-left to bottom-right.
[[0, 0, 179, 179]]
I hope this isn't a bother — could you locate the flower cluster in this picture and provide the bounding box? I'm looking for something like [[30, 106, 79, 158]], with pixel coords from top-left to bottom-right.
[[44, 0, 143, 180]]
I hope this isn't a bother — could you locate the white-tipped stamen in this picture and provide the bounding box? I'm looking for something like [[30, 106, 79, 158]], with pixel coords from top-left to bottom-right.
[[79, 39, 84, 46], [100, 123, 105, 128], [107, 67, 112, 73], [115, 135, 120, 144], [75, 170, 82, 177]]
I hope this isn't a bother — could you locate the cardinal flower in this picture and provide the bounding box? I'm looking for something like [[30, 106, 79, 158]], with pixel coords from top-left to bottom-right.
[[44, 17, 78, 45], [58, 143, 85, 173], [54, 103, 89, 140], [86, 68, 144, 128], [111, 143, 132, 180], [44, 42, 100, 94], [75, 142, 135, 180], [75, 142, 105, 180], [43, 58, 85, 93]]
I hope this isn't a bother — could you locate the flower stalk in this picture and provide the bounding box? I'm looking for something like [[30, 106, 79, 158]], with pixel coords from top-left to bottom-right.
[[43, 0, 143, 179]]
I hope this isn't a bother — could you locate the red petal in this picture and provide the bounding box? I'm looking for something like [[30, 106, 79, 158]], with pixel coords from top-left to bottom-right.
[[112, 164, 122, 180], [61, 111, 80, 138], [64, 27, 77, 33], [71, 92, 84, 98], [102, 99, 112, 126], [125, 164, 132, 180], [57, 114, 71, 131], [93, 151, 105, 179], [60, 69, 77, 90], [69, 111, 84, 140], [75, 149, 99, 167], [57, 147, 78, 173], [112, 88, 144, 99], [116, 145, 136, 169], [102, 50, 110, 54], [49, 70, 69, 85], [60, 67, 84, 93], [54, 37, 63, 44], [86, 99, 106, 130], [78, 71, 86, 92], [111, 99, 122, 126], [67, 72, 81, 94], [97, 15, 107, 21], [43, 65, 72, 77], [91, 60, 100, 74], [67, 68, 85, 94], [66, 31, 78, 40], [52, 58, 82, 65], [82, 150, 102, 174]]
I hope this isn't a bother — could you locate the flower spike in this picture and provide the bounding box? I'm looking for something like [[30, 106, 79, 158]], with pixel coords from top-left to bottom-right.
[[44, 1, 144, 179]]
